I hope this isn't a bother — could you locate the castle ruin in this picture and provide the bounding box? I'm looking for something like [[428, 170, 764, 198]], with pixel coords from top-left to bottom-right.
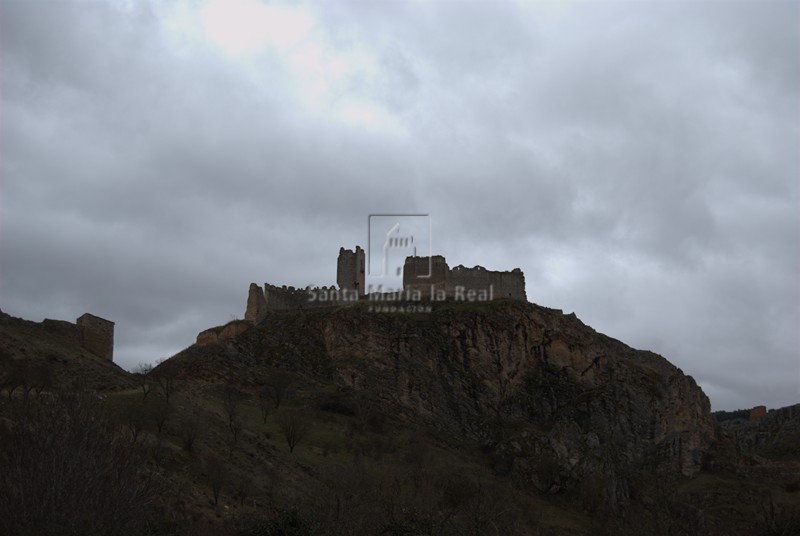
[[404, 256, 526, 301], [336, 246, 365, 296], [76, 313, 115, 361], [243, 245, 527, 321]]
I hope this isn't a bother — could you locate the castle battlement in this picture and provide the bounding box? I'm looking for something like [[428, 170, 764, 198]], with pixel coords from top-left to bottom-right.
[[243, 245, 527, 319], [405, 256, 526, 301]]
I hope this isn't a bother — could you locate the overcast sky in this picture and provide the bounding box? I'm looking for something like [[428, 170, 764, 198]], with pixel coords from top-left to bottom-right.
[[1, 0, 797, 411]]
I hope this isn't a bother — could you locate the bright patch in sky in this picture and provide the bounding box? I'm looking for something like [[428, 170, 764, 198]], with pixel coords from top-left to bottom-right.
[[200, 0, 314, 56]]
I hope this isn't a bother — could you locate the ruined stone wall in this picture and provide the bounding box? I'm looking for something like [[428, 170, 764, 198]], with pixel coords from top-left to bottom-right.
[[402, 255, 448, 296], [42, 319, 81, 344], [265, 284, 358, 310], [264, 284, 313, 310], [337, 246, 365, 296], [76, 313, 114, 361], [749, 405, 768, 422], [402, 256, 527, 301], [245, 282, 268, 324], [447, 265, 527, 300], [243, 246, 526, 316]]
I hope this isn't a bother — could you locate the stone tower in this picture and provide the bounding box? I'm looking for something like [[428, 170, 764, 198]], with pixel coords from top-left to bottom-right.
[[244, 283, 268, 324], [337, 246, 365, 296], [76, 313, 114, 361]]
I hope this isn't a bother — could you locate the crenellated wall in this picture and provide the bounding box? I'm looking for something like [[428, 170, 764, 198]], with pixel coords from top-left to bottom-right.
[[244, 245, 527, 317], [448, 265, 526, 301], [244, 282, 360, 316], [403, 256, 527, 301]]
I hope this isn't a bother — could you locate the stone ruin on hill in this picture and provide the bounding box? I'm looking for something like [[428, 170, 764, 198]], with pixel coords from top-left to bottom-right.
[[243, 246, 526, 324], [75, 313, 115, 361], [26, 312, 114, 361]]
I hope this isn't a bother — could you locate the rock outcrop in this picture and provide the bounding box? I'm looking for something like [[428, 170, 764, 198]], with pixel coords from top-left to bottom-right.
[[314, 302, 714, 481], [196, 320, 251, 346], [177, 300, 716, 506]]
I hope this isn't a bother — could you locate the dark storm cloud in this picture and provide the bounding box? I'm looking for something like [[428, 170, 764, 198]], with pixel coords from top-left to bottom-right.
[[1, 0, 797, 411]]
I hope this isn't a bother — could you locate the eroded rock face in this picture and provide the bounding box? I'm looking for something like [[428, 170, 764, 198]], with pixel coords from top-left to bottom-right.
[[183, 300, 716, 507], [196, 329, 219, 346], [196, 321, 250, 346], [312, 302, 715, 487]]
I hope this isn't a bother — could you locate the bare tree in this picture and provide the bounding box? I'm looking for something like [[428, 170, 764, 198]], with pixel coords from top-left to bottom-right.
[[218, 384, 245, 434], [0, 391, 160, 535], [3, 359, 29, 400], [4, 361, 55, 399], [257, 385, 272, 423], [230, 416, 243, 444], [206, 456, 226, 506], [277, 408, 312, 454], [180, 418, 199, 452], [125, 402, 147, 445], [149, 397, 172, 436], [134, 362, 153, 400], [232, 476, 255, 507], [265, 368, 294, 410], [224, 415, 244, 458], [155, 365, 178, 403]]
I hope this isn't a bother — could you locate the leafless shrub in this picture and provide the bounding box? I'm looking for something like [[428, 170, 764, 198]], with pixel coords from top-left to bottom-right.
[[206, 455, 227, 506], [232, 476, 256, 507], [257, 385, 273, 423], [264, 368, 294, 410], [180, 418, 199, 452], [125, 402, 147, 444], [134, 362, 153, 400], [218, 384, 245, 434], [277, 407, 312, 453], [154, 363, 179, 403], [148, 397, 172, 436], [2, 359, 29, 399], [755, 492, 800, 536], [0, 392, 160, 535]]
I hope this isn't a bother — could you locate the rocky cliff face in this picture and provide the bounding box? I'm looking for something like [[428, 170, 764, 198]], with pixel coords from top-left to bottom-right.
[[317, 303, 712, 476], [176, 300, 716, 505]]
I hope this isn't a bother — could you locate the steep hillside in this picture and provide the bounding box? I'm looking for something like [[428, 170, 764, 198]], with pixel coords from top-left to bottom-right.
[[167, 300, 715, 501]]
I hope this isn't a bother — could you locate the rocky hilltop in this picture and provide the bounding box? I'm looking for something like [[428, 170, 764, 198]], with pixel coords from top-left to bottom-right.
[[173, 299, 715, 504]]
